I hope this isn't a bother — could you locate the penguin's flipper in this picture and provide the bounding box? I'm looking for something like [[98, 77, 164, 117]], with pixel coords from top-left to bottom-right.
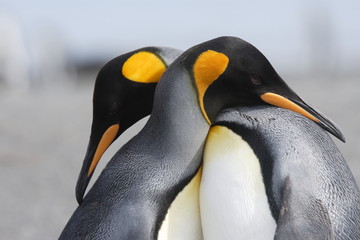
[[274, 177, 333, 240]]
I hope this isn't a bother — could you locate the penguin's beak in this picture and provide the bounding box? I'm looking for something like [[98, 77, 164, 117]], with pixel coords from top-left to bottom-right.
[[76, 124, 120, 204], [260, 92, 345, 142]]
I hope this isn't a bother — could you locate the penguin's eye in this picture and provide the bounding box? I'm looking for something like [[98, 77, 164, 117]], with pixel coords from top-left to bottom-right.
[[250, 75, 262, 85], [109, 102, 119, 116]]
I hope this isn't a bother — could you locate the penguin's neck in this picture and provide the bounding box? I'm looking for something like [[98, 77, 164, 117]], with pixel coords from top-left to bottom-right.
[[148, 62, 210, 155], [144, 62, 209, 240]]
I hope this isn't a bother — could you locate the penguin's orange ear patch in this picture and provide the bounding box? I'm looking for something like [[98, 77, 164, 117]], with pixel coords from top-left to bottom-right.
[[122, 51, 166, 83], [193, 50, 229, 124]]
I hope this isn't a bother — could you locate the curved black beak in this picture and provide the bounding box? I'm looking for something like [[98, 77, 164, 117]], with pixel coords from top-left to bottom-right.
[[76, 124, 120, 204], [261, 92, 345, 142]]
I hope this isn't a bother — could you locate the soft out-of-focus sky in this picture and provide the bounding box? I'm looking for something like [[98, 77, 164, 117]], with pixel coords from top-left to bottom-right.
[[1, 0, 360, 75]]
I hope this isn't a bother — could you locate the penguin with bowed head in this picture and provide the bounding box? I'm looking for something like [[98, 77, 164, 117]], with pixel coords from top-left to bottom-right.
[[75, 47, 183, 204]]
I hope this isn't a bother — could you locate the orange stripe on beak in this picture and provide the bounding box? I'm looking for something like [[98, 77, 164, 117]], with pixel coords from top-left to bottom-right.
[[261, 93, 319, 123], [87, 124, 120, 176]]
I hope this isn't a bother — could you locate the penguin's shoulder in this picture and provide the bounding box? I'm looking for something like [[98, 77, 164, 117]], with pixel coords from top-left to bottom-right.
[[274, 176, 333, 240]]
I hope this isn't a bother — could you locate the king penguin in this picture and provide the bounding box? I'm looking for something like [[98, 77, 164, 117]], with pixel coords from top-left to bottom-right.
[[60, 36, 344, 240], [75, 47, 182, 204], [200, 106, 359, 240]]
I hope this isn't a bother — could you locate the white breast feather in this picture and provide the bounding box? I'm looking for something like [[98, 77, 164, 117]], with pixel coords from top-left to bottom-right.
[[158, 169, 203, 240], [200, 126, 276, 240]]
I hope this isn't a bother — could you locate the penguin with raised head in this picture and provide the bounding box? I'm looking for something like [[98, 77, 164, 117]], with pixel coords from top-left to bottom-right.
[[75, 47, 182, 204], [60, 36, 344, 240], [200, 106, 359, 239]]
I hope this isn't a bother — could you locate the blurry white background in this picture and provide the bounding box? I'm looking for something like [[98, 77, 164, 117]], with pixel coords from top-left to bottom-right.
[[0, 1, 359, 239]]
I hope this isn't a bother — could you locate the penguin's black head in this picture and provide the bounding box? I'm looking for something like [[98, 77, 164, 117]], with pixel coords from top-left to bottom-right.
[[76, 47, 182, 204], [189, 36, 344, 142]]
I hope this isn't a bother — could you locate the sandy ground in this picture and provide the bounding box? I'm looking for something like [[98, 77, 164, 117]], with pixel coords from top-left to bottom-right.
[[0, 72, 359, 239]]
